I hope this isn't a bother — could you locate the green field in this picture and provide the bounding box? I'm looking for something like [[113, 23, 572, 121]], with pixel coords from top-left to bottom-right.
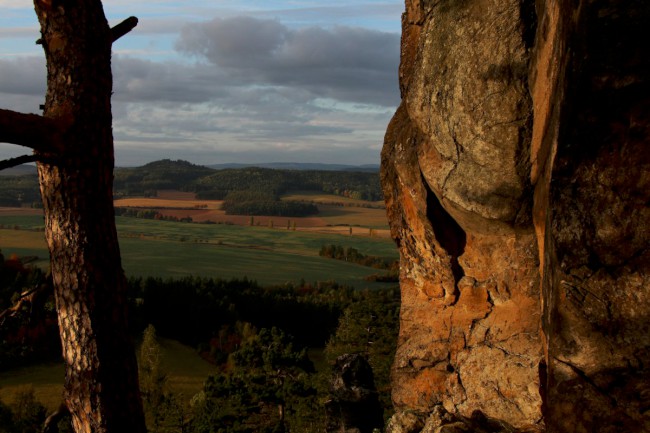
[[0, 214, 397, 288]]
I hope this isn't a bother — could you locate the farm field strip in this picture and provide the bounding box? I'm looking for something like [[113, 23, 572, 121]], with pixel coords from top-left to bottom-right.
[[0, 213, 398, 288], [116, 217, 395, 256], [114, 193, 390, 229], [281, 191, 384, 207], [114, 197, 223, 209]]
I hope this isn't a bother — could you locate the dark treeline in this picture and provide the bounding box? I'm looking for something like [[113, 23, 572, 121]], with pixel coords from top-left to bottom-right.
[[0, 175, 41, 208], [113, 159, 215, 197], [221, 190, 319, 217], [114, 207, 194, 223], [192, 166, 382, 201], [128, 276, 347, 351], [319, 244, 399, 271]]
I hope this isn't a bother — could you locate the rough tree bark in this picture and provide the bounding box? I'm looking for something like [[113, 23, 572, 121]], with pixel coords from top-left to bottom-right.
[[0, 1, 145, 432]]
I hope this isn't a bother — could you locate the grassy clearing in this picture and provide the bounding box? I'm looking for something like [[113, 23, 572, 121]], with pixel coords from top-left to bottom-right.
[[0, 363, 64, 411], [0, 214, 397, 288], [153, 338, 219, 401], [317, 204, 390, 228], [0, 338, 219, 412]]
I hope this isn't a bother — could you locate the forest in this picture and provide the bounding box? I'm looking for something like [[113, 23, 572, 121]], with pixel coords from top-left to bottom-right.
[[0, 160, 383, 211], [116, 160, 383, 202], [0, 251, 398, 432], [221, 190, 319, 217]]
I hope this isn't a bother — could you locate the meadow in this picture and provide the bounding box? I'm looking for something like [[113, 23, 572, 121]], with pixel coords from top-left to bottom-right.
[[0, 337, 219, 412], [0, 210, 396, 288]]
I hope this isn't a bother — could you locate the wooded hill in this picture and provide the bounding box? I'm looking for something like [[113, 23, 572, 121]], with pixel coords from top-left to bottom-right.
[[0, 159, 383, 207], [114, 159, 383, 201]]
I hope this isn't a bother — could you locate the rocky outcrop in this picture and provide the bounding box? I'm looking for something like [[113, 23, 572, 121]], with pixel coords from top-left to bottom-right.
[[531, 1, 650, 431], [381, 0, 650, 432], [326, 354, 384, 433]]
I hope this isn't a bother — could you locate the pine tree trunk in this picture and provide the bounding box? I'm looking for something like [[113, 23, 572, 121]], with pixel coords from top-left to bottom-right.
[[32, 1, 146, 432]]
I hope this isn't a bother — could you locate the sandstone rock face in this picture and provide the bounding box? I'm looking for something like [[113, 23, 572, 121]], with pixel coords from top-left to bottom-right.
[[382, 0, 543, 429], [531, 1, 650, 432], [382, 0, 650, 432]]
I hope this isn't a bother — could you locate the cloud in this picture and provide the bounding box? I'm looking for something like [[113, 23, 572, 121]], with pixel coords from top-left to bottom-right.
[[0, 26, 38, 38], [0, 0, 28, 7], [176, 16, 400, 107], [0, 12, 400, 166], [112, 57, 227, 103], [0, 56, 45, 97]]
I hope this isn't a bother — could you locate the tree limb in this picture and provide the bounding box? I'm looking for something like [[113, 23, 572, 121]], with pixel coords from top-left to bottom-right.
[[0, 154, 38, 171], [0, 288, 39, 325], [0, 275, 53, 326], [111, 16, 138, 43], [0, 109, 64, 153]]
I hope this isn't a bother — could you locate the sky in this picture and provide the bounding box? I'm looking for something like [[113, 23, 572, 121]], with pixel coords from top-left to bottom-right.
[[0, 0, 403, 167]]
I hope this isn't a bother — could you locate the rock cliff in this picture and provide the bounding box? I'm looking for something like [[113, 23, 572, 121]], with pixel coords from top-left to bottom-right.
[[381, 1, 649, 432]]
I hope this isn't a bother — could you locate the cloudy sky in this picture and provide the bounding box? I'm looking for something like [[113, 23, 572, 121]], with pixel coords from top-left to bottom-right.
[[0, 1, 403, 167]]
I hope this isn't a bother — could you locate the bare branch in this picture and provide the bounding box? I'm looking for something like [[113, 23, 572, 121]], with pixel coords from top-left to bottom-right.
[[0, 275, 53, 326], [0, 154, 38, 171], [0, 108, 64, 153], [111, 16, 138, 43], [0, 288, 38, 325]]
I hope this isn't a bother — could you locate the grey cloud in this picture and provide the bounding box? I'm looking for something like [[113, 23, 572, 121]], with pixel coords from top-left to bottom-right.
[[0, 56, 45, 96], [112, 56, 227, 103], [232, 121, 354, 141], [0, 15, 396, 166], [178, 17, 289, 69], [110, 54, 344, 127], [176, 17, 400, 107]]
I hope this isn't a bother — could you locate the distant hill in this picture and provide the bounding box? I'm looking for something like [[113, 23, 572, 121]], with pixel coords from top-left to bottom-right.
[[207, 162, 380, 172], [0, 159, 384, 205], [112, 159, 383, 201], [192, 166, 382, 201], [0, 165, 37, 176], [113, 159, 215, 196], [0, 164, 40, 207]]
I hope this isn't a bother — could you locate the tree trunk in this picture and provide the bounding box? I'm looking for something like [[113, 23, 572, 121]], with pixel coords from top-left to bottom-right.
[[30, 1, 146, 432]]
